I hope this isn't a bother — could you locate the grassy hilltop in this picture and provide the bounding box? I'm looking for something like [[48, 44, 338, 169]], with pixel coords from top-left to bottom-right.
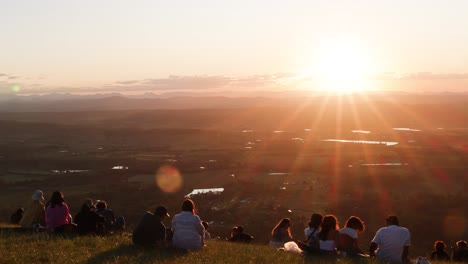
[[0, 229, 452, 264]]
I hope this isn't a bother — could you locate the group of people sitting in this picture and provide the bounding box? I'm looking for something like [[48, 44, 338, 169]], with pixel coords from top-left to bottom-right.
[[11, 190, 124, 235], [9, 192, 467, 263], [269, 213, 467, 263], [132, 198, 254, 251]]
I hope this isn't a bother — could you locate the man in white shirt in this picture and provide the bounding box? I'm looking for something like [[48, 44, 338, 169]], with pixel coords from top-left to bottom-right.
[[369, 215, 411, 263]]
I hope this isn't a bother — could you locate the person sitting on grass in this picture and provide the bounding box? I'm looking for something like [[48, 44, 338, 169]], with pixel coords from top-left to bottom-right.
[[45, 191, 71, 232], [19, 190, 46, 228], [202, 221, 211, 240], [338, 216, 366, 257], [369, 215, 411, 263], [453, 240, 468, 262], [229, 226, 254, 243], [172, 199, 205, 251], [95, 200, 115, 233], [270, 218, 294, 248], [10, 208, 24, 224], [74, 203, 105, 235], [305, 213, 323, 240], [132, 205, 170, 247], [430, 240, 450, 261], [318, 214, 340, 254]]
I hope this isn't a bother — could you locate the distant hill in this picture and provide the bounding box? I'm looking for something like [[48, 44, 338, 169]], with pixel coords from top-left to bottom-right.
[[0, 92, 467, 112]]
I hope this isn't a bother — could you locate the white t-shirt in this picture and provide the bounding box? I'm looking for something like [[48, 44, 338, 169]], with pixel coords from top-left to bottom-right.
[[304, 227, 320, 239], [371, 225, 411, 263], [172, 211, 205, 250], [339, 227, 358, 239]]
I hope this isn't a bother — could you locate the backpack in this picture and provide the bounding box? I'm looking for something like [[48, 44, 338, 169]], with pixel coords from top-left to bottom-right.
[[307, 228, 320, 250]]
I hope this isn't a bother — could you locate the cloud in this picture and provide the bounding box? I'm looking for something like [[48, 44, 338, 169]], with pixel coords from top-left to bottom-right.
[[372, 72, 468, 80], [7, 72, 468, 94], [7, 75, 20, 80]]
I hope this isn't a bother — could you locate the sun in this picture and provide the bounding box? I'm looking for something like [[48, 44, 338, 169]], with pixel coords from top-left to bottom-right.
[[312, 38, 374, 93]]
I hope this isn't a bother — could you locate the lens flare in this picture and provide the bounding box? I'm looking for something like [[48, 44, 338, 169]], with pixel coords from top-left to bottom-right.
[[155, 165, 183, 193], [12, 85, 21, 93]]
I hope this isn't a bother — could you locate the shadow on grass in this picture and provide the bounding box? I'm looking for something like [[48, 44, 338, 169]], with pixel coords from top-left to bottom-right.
[[86, 244, 188, 264]]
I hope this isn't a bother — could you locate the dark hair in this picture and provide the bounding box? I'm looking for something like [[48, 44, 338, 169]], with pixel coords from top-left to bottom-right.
[[457, 240, 467, 249], [237, 226, 244, 233], [49, 191, 65, 208], [345, 216, 365, 232], [272, 218, 291, 236], [386, 215, 399, 226], [308, 213, 323, 229], [96, 200, 107, 210], [80, 203, 91, 213], [182, 199, 195, 213], [16, 208, 25, 214], [202, 221, 209, 229], [318, 215, 339, 240], [434, 240, 446, 251]]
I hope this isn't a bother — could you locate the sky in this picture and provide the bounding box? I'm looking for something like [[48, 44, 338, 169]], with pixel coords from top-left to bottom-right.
[[1, 0, 467, 95]]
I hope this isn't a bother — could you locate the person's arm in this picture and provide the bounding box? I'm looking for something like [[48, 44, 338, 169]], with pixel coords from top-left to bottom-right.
[[369, 242, 378, 257], [402, 230, 411, 263], [353, 238, 364, 254], [402, 246, 410, 263]]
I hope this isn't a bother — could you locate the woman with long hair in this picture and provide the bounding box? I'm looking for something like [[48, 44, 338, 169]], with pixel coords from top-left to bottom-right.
[[338, 216, 366, 257], [270, 218, 294, 248], [172, 199, 205, 250], [305, 213, 323, 239], [318, 214, 340, 253], [45, 191, 71, 231]]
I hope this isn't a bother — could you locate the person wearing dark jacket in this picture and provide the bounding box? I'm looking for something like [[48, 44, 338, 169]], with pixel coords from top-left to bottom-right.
[[74, 203, 105, 235], [430, 241, 450, 261], [228, 226, 253, 243], [132, 206, 170, 247], [10, 208, 24, 224]]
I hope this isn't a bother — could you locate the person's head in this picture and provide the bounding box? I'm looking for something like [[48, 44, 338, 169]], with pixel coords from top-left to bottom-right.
[[16, 208, 25, 215], [272, 218, 291, 235], [345, 216, 365, 232], [84, 198, 94, 207], [230, 226, 238, 237], [49, 191, 65, 207], [202, 221, 209, 231], [32, 190, 45, 202], [181, 199, 195, 214], [80, 203, 91, 213], [237, 226, 244, 233], [386, 215, 399, 226], [96, 200, 107, 210], [456, 240, 467, 249], [154, 205, 170, 219], [434, 241, 446, 251], [319, 215, 339, 240], [308, 213, 323, 229]]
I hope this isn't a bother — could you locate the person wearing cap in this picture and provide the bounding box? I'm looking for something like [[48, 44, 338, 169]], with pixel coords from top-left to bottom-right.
[[369, 215, 411, 263], [172, 199, 205, 251], [19, 190, 46, 227], [132, 205, 170, 247]]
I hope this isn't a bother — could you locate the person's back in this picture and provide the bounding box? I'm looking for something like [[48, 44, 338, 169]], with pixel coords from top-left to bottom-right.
[[20, 191, 46, 227], [11, 208, 24, 225], [132, 212, 166, 246], [46, 203, 69, 229], [453, 240, 468, 262], [172, 211, 204, 250], [431, 250, 450, 261], [96, 208, 115, 230], [172, 199, 204, 251], [371, 225, 410, 263], [75, 205, 104, 235]]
